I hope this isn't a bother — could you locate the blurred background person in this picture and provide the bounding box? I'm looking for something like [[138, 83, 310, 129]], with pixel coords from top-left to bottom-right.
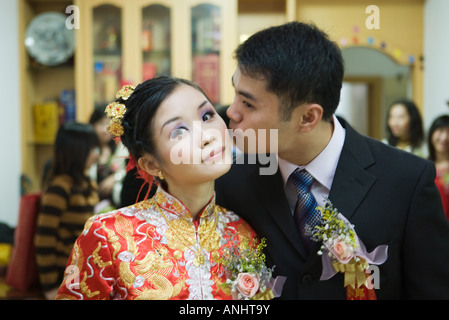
[[428, 115, 449, 219], [34, 122, 100, 300], [384, 99, 427, 158], [88, 108, 127, 211]]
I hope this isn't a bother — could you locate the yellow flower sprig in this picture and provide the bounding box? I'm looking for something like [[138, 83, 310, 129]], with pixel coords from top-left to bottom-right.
[[219, 237, 274, 300], [312, 199, 358, 255], [221, 237, 268, 274]]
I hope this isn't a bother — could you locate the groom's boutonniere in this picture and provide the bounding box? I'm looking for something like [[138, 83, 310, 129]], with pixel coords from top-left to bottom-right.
[[311, 199, 388, 300]]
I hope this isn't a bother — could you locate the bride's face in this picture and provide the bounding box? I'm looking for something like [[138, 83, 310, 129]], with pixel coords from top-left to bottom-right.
[[150, 84, 232, 185]]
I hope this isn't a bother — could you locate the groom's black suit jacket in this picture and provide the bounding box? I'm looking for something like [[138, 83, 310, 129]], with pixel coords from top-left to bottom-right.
[[215, 119, 449, 299]]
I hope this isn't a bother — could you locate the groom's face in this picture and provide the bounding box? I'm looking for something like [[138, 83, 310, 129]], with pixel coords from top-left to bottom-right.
[[227, 67, 295, 154]]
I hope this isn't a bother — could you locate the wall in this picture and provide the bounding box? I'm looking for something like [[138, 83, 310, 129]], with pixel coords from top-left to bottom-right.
[[294, 0, 424, 112], [342, 46, 411, 139], [423, 0, 449, 130], [238, 0, 286, 42], [338, 82, 369, 136], [0, 0, 21, 227]]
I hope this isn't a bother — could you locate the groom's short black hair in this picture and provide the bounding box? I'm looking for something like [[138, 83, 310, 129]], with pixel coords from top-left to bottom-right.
[[235, 22, 344, 121]]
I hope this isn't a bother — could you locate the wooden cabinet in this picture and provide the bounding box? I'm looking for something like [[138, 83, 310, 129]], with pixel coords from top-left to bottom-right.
[[19, 0, 238, 191], [19, 0, 75, 192], [74, 0, 237, 122], [19, 0, 296, 191]]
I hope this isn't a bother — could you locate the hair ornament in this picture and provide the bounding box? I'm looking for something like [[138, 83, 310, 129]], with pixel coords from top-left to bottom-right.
[[107, 117, 125, 137], [116, 85, 135, 100], [105, 101, 126, 118], [105, 85, 135, 137]]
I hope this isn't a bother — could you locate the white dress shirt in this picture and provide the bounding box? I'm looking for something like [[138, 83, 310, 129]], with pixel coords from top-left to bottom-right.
[[278, 115, 346, 213]]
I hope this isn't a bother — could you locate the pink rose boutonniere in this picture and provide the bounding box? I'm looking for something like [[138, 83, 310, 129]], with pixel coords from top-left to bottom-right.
[[328, 238, 354, 263], [220, 238, 286, 300], [312, 199, 388, 300]]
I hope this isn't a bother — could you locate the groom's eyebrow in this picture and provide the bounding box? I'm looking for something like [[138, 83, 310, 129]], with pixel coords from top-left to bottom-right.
[[238, 90, 257, 102], [231, 76, 258, 102]]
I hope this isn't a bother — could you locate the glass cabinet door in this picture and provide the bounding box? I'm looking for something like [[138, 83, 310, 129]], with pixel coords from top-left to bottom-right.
[[142, 4, 171, 80], [191, 4, 221, 105], [92, 4, 122, 109]]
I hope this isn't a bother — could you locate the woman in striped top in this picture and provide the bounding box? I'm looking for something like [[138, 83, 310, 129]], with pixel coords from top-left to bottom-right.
[[34, 122, 100, 299]]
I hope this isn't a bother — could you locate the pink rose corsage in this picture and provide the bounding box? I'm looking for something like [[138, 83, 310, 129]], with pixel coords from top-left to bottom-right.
[[312, 199, 388, 300], [236, 273, 260, 298], [220, 238, 286, 300]]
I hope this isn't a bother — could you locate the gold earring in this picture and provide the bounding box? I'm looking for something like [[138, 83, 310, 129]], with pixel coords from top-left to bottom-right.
[[157, 170, 165, 180]]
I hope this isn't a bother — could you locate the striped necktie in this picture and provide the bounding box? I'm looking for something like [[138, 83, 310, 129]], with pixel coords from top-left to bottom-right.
[[289, 169, 321, 252]]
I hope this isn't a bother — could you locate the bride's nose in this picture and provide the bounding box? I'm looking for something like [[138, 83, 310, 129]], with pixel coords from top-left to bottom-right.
[[201, 130, 216, 148]]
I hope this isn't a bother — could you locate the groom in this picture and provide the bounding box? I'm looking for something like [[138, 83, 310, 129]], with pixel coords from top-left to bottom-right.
[[215, 22, 449, 299]]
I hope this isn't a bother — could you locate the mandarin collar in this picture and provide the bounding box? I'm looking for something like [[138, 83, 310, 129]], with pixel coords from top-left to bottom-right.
[[153, 186, 216, 220]]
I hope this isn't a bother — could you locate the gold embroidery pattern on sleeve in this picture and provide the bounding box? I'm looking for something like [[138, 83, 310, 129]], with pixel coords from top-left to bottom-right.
[[80, 272, 100, 298], [92, 242, 113, 268], [114, 214, 138, 255], [70, 241, 84, 271], [82, 217, 94, 235], [102, 221, 121, 260], [114, 214, 135, 237], [125, 233, 138, 255]]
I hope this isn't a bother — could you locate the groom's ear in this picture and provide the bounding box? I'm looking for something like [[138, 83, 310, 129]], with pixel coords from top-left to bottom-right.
[[137, 154, 160, 177], [297, 103, 323, 133]]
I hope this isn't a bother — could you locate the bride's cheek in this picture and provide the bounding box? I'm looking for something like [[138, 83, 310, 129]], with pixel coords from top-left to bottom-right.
[[166, 139, 194, 165]]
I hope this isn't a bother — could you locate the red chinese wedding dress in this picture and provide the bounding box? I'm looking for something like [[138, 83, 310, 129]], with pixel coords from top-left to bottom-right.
[[56, 186, 257, 300]]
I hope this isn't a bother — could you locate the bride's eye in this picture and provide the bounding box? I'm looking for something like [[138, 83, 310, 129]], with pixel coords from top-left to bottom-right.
[[202, 110, 215, 122], [170, 126, 188, 140]]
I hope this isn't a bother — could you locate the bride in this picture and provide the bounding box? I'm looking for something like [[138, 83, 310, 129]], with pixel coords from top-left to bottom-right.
[[55, 77, 262, 300]]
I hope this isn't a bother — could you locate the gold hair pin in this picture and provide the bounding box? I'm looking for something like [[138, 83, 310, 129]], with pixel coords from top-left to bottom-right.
[[105, 85, 135, 137], [116, 85, 135, 100]]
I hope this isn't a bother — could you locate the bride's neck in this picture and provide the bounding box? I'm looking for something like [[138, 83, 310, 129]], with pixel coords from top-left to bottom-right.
[[166, 181, 215, 220]]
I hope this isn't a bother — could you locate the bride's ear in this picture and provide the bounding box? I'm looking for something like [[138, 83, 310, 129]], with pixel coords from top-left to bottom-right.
[[137, 154, 160, 177]]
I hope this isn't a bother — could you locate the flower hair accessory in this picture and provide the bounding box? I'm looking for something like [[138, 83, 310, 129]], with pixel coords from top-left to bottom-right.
[[220, 238, 286, 300], [104, 85, 135, 137], [116, 85, 135, 100], [311, 199, 388, 300], [105, 84, 155, 201]]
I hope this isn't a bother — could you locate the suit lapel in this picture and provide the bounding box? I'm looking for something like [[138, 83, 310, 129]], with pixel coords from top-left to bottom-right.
[[250, 154, 309, 259], [328, 121, 377, 220], [248, 121, 377, 260]]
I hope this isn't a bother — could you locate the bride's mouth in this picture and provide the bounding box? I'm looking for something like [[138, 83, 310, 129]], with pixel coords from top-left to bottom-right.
[[203, 147, 225, 163]]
